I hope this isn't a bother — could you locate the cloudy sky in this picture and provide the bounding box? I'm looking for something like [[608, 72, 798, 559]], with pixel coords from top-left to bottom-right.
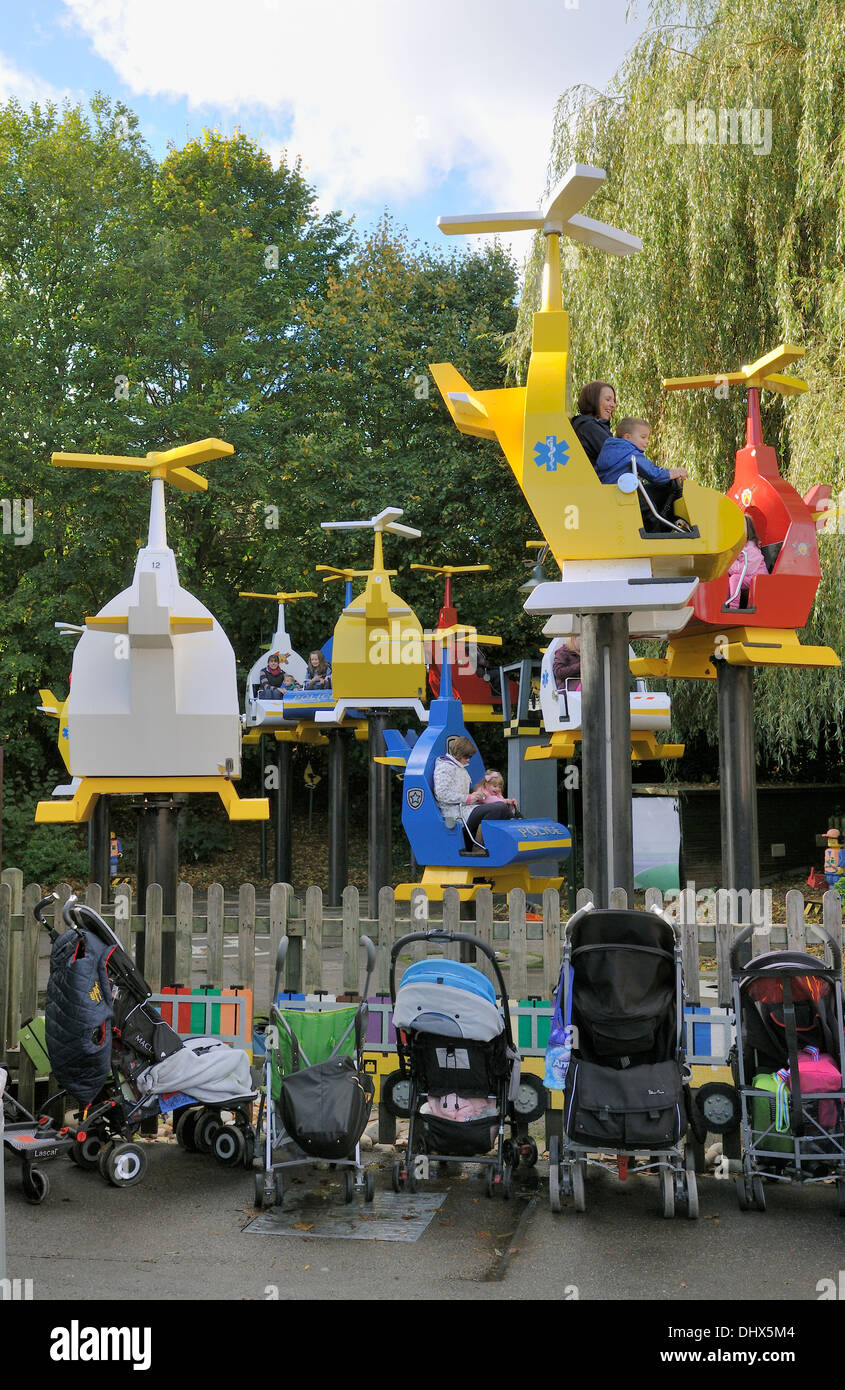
[[1, 0, 651, 255]]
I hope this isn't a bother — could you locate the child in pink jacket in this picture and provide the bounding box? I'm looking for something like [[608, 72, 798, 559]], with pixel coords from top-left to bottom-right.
[[726, 516, 768, 610]]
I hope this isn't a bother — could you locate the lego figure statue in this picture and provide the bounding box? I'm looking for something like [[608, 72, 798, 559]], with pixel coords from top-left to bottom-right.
[[823, 828, 845, 887]]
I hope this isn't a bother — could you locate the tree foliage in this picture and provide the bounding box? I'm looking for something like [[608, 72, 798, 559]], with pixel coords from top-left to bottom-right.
[[0, 98, 524, 826], [507, 0, 845, 774]]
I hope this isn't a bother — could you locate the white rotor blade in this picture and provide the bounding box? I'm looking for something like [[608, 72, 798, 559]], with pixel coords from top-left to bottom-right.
[[544, 164, 607, 227], [563, 213, 642, 257], [438, 211, 544, 236], [384, 521, 422, 539]]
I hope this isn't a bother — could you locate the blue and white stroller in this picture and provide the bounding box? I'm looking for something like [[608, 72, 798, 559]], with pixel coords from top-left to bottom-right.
[[388, 930, 544, 1198]]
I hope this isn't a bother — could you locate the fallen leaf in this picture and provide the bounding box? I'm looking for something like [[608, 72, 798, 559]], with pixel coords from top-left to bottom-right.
[[293, 1222, 314, 1231], [477, 1230, 492, 1239]]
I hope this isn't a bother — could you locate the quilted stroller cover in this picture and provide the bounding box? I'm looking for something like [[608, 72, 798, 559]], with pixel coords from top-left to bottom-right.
[[45, 925, 115, 1106]]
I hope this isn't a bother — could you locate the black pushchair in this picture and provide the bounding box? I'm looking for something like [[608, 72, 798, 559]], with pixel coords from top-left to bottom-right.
[[388, 930, 540, 1199], [547, 904, 699, 1218], [730, 921, 845, 1213], [254, 935, 376, 1209], [36, 892, 257, 1187]]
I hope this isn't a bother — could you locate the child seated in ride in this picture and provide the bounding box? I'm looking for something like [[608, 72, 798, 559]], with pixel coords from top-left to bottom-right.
[[725, 514, 768, 610], [303, 651, 332, 689], [594, 418, 690, 531], [433, 738, 516, 855], [473, 769, 518, 815]]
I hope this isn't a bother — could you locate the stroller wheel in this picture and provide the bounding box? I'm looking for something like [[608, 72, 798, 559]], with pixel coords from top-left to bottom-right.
[[364, 1168, 375, 1203], [22, 1165, 49, 1205], [72, 1132, 106, 1170], [751, 1174, 766, 1212], [175, 1106, 203, 1153], [212, 1124, 246, 1168], [548, 1136, 562, 1214], [243, 1131, 256, 1169], [837, 1180, 845, 1217], [484, 1165, 494, 1199], [502, 1164, 512, 1201], [97, 1141, 115, 1180], [736, 1176, 751, 1211], [391, 1160, 404, 1192], [520, 1138, 539, 1168], [684, 1148, 699, 1220], [254, 1170, 275, 1210], [660, 1167, 675, 1219], [104, 1142, 147, 1188], [342, 1168, 356, 1204], [194, 1111, 222, 1155], [572, 1159, 586, 1213], [512, 1074, 547, 1124]]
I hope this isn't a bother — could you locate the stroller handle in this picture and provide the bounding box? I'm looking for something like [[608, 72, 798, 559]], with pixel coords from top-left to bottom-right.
[[729, 923, 756, 972], [272, 934, 377, 1005], [33, 892, 60, 940], [807, 921, 843, 975], [731, 919, 842, 975]]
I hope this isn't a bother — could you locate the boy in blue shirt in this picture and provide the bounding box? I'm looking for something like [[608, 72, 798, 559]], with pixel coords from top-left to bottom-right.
[[595, 418, 690, 532]]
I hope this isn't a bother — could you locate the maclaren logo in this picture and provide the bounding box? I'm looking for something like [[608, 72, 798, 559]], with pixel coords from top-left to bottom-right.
[[406, 787, 424, 811]]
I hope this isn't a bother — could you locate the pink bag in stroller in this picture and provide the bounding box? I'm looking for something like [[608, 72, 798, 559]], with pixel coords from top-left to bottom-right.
[[777, 1048, 842, 1130]]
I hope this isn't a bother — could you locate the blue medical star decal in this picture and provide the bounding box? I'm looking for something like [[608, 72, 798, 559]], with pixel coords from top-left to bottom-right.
[[533, 435, 569, 472]]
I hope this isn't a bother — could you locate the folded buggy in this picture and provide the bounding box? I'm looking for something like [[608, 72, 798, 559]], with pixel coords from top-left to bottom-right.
[[36, 892, 257, 1187], [389, 929, 540, 1198], [254, 935, 376, 1210], [730, 921, 845, 1213], [547, 903, 699, 1218]]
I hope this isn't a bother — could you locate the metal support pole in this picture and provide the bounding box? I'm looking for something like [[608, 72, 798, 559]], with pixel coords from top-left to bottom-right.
[[368, 713, 391, 920], [275, 741, 293, 885], [135, 794, 183, 983], [327, 729, 348, 907], [717, 662, 759, 893], [88, 794, 110, 900], [580, 612, 634, 906], [259, 734, 267, 881]]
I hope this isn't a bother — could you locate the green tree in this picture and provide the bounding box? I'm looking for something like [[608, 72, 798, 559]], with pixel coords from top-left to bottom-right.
[[507, 0, 845, 774]]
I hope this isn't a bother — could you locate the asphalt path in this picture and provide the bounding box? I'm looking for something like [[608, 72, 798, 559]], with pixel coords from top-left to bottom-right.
[[4, 1137, 842, 1304]]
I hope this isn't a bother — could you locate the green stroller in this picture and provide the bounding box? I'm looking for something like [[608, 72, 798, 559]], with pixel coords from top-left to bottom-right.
[[254, 936, 376, 1210]]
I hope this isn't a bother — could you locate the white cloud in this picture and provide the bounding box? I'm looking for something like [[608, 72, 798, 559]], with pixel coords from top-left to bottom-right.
[[61, 0, 645, 228], [0, 52, 74, 108]]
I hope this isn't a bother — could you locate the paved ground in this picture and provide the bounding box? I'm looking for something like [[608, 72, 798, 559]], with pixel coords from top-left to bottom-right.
[[4, 1130, 842, 1305]]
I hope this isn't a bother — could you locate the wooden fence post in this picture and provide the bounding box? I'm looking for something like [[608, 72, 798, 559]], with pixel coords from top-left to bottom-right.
[[304, 885, 323, 994], [0, 882, 11, 1060], [474, 888, 495, 985], [175, 882, 193, 987], [238, 883, 256, 993], [342, 885, 362, 997], [508, 888, 528, 1000], [542, 888, 561, 999], [376, 887, 396, 996]]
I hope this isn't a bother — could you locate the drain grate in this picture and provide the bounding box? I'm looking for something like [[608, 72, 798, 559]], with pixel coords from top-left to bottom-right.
[[245, 1189, 449, 1242]]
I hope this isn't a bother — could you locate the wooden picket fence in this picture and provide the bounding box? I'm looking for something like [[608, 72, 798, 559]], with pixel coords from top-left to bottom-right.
[[2, 865, 842, 1111]]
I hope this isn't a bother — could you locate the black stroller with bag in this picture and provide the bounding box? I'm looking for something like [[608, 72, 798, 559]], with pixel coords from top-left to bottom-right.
[[36, 892, 257, 1187], [729, 921, 845, 1213], [547, 903, 700, 1218]]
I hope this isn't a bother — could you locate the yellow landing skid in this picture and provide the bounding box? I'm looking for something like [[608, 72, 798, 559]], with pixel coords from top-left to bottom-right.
[[525, 731, 685, 761], [632, 627, 841, 681], [243, 721, 368, 746], [394, 866, 563, 902], [459, 705, 504, 724], [36, 777, 269, 824]]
